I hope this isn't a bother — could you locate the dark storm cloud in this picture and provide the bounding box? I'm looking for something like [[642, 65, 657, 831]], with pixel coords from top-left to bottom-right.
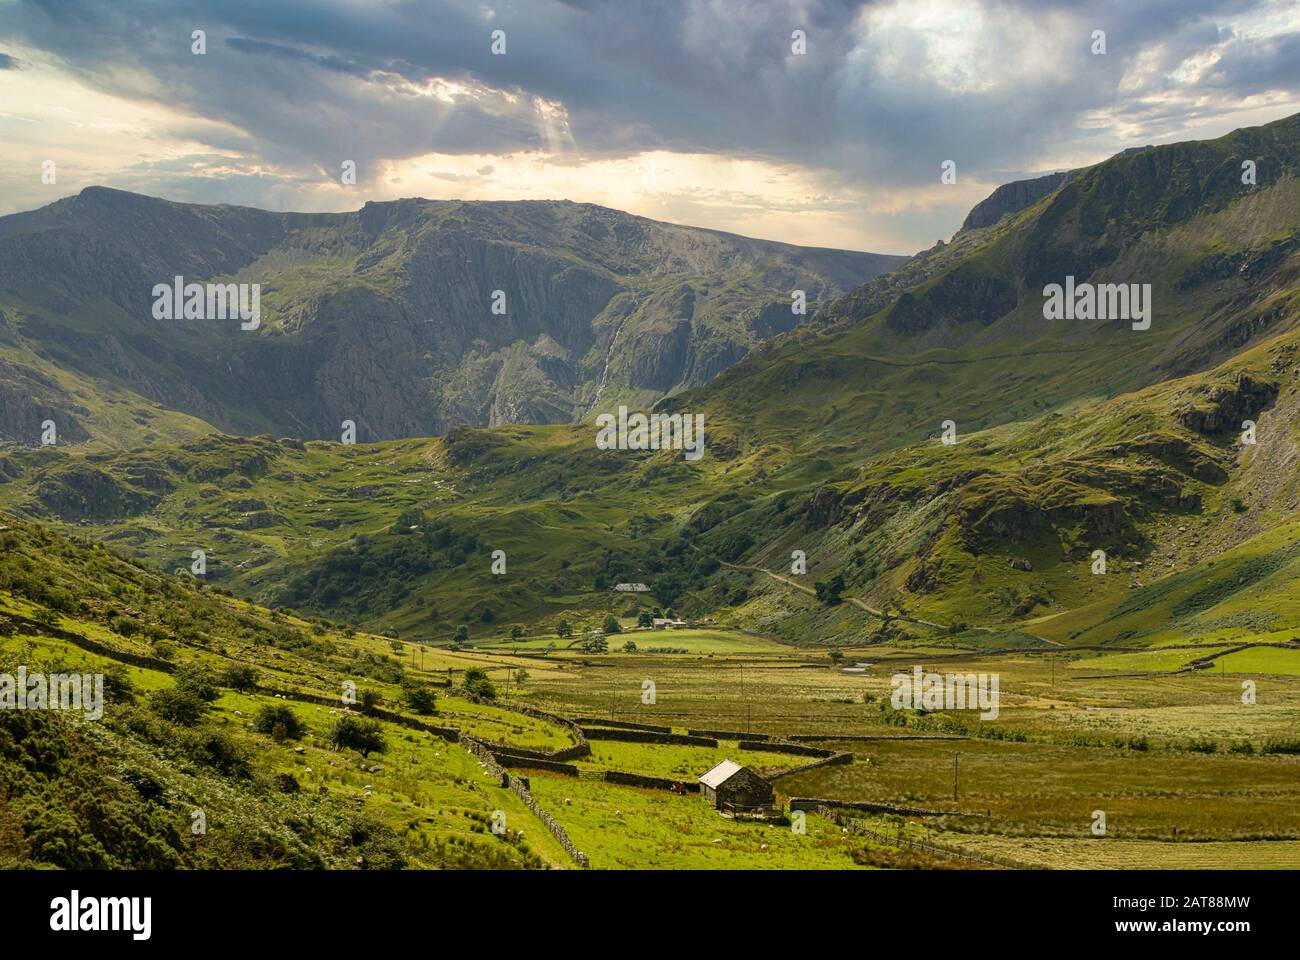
[[1, 0, 1297, 194]]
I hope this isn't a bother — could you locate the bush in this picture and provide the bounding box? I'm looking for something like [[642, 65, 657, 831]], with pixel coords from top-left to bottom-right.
[[462, 668, 497, 700], [402, 684, 438, 715], [220, 664, 259, 693], [182, 729, 252, 777], [102, 664, 136, 705], [173, 665, 220, 703], [328, 716, 388, 757], [814, 574, 845, 605], [253, 704, 306, 741], [148, 687, 209, 726], [602, 614, 621, 635]]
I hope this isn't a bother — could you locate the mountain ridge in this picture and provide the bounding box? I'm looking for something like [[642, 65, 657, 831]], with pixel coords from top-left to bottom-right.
[[0, 188, 905, 446]]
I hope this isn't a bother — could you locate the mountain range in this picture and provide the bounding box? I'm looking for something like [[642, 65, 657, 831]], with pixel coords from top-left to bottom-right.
[[0, 189, 902, 447], [2, 113, 1300, 652]]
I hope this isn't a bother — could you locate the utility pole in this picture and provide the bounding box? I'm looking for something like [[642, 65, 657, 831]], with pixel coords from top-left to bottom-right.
[[953, 752, 959, 803]]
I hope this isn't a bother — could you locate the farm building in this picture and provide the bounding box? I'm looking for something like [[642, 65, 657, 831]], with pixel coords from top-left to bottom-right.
[[697, 760, 775, 815], [651, 617, 688, 630]]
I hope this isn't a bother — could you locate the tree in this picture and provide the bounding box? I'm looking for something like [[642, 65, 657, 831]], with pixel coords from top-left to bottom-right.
[[402, 683, 438, 715], [637, 611, 653, 628], [579, 632, 608, 654], [452, 624, 470, 644], [602, 614, 622, 635], [173, 664, 220, 703], [462, 668, 497, 700], [220, 664, 259, 693], [149, 687, 209, 726], [814, 574, 846, 605], [253, 704, 305, 741], [828, 648, 845, 664], [556, 618, 573, 639], [102, 664, 137, 704], [512, 668, 530, 686], [358, 689, 382, 713], [328, 716, 388, 758], [509, 625, 524, 640], [622, 639, 638, 653], [480, 606, 495, 623]]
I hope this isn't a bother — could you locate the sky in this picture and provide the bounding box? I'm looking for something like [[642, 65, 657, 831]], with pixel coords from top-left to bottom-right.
[[2, 0, 1299, 255]]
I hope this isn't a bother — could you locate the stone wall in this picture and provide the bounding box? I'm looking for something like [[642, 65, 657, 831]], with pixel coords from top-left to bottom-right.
[[462, 736, 589, 869], [603, 770, 700, 792], [254, 685, 464, 741], [581, 727, 718, 747], [574, 717, 672, 733], [787, 796, 946, 817], [687, 728, 771, 740], [766, 750, 853, 781], [496, 753, 580, 776], [737, 740, 832, 757]]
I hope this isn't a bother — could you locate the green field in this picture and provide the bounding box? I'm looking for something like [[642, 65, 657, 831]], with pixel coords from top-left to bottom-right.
[[484, 628, 788, 655]]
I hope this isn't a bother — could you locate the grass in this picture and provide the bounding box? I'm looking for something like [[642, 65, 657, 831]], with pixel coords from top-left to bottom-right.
[[483, 628, 787, 655], [526, 773, 869, 870]]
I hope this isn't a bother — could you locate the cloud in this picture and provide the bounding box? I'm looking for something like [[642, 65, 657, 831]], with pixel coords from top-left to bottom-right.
[[1, 0, 1298, 251]]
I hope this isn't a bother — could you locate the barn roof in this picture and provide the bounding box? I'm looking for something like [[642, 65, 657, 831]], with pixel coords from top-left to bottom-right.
[[698, 759, 744, 788]]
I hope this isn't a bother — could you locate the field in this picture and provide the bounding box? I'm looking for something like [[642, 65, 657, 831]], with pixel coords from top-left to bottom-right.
[[501, 631, 1300, 869], [482, 628, 787, 655], [4, 513, 1299, 870]]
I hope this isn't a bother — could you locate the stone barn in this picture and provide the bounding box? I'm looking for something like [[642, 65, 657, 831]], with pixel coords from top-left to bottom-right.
[[697, 760, 774, 814]]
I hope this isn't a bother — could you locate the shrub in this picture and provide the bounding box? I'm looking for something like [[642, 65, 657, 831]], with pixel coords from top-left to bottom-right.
[[173, 664, 220, 703], [402, 684, 438, 715], [182, 729, 252, 777], [814, 574, 845, 605], [148, 687, 209, 726], [220, 664, 259, 692], [328, 716, 388, 757], [462, 668, 497, 700], [253, 704, 305, 740]]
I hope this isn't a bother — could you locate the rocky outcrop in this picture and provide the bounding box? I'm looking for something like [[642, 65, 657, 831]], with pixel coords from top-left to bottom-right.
[[959, 170, 1076, 232], [885, 263, 1017, 336], [1176, 375, 1279, 435]]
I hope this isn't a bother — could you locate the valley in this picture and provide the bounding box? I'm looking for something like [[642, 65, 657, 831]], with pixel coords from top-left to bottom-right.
[[3, 112, 1300, 872]]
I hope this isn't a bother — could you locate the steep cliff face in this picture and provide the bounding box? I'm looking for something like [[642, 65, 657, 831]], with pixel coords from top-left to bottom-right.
[[959, 171, 1076, 232], [0, 190, 906, 445]]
